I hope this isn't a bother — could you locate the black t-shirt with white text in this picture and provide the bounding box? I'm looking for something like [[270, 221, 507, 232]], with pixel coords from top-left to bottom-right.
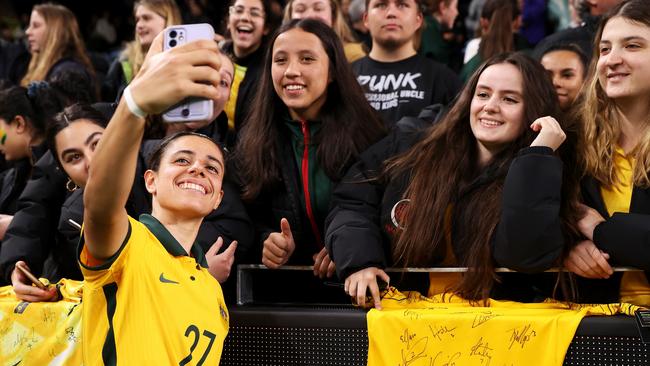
[[352, 54, 461, 127]]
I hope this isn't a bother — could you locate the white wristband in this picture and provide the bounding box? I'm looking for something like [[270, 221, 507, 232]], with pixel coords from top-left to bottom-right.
[[123, 86, 147, 118]]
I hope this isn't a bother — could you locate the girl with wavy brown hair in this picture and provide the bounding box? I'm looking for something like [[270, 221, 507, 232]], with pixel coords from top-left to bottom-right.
[[21, 3, 94, 87], [568, 0, 650, 305], [326, 52, 580, 308]]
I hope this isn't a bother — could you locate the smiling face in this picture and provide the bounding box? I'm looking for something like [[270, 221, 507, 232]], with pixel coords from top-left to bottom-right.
[[25, 10, 47, 53], [469, 63, 526, 159], [365, 0, 423, 50], [145, 135, 225, 219], [271, 28, 331, 121], [291, 0, 333, 27], [135, 5, 166, 47], [541, 50, 585, 110], [55, 119, 104, 188], [228, 0, 268, 58], [597, 16, 650, 103]]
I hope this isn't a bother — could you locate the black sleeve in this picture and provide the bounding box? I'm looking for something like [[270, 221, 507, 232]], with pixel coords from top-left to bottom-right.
[[594, 213, 650, 270], [325, 130, 414, 280], [492, 146, 564, 273], [432, 64, 462, 107], [102, 59, 126, 103], [50, 188, 85, 281], [195, 178, 255, 263], [0, 152, 67, 283]]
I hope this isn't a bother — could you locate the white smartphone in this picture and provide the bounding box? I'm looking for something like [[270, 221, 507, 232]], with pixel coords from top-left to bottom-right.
[[162, 23, 215, 123]]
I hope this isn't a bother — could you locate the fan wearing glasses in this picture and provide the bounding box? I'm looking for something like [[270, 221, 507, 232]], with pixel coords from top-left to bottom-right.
[[220, 0, 279, 147]]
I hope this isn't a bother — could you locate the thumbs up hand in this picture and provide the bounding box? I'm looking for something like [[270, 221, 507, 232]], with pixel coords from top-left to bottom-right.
[[262, 218, 296, 269]]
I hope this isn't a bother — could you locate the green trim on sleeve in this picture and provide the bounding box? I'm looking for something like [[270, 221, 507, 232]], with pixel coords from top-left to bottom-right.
[[77, 219, 133, 271]]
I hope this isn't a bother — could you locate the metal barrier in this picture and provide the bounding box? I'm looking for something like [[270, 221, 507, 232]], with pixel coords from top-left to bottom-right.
[[223, 266, 650, 366]]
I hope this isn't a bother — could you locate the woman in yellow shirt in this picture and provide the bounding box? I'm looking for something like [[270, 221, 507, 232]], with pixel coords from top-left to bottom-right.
[[79, 34, 232, 364], [568, 0, 650, 305]]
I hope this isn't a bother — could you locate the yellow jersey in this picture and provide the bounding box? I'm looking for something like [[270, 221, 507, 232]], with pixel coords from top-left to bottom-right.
[[78, 214, 229, 365], [600, 146, 650, 306], [368, 288, 639, 366]]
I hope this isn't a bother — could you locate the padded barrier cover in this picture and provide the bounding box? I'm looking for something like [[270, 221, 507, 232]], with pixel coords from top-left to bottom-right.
[[221, 306, 650, 366]]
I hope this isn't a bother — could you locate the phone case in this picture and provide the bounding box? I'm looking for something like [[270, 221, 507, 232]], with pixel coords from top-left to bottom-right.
[[16, 262, 46, 289], [162, 23, 215, 123]]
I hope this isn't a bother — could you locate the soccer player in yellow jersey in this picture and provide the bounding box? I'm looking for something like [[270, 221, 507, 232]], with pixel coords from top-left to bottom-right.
[[79, 32, 232, 365]]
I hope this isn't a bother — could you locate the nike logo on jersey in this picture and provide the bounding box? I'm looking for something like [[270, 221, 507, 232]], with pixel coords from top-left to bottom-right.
[[159, 273, 179, 284]]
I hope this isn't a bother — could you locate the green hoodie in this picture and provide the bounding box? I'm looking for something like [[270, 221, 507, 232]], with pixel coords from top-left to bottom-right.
[[284, 117, 333, 243]]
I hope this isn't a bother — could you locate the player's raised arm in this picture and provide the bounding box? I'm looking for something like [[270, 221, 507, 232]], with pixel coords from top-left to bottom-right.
[[83, 34, 223, 261]]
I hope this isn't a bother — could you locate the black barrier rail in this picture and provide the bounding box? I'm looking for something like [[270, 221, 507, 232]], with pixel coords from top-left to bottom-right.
[[222, 265, 650, 366], [221, 306, 649, 366]]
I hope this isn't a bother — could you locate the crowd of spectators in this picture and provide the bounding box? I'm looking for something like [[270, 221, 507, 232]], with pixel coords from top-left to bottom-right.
[[1, 0, 649, 362]]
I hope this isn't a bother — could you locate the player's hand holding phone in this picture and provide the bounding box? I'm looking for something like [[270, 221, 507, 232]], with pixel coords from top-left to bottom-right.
[[126, 24, 223, 117]]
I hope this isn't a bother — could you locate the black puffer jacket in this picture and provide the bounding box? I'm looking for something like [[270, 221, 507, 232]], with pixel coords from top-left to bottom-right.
[[573, 176, 650, 303], [0, 151, 67, 284], [0, 158, 33, 215], [236, 129, 326, 265], [325, 129, 565, 299]]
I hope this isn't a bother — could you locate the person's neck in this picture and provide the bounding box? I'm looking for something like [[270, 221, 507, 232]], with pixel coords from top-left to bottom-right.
[[152, 206, 202, 254], [476, 141, 497, 169], [234, 44, 258, 60], [617, 97, 650, 154], [368, 42, 417, 62], [29, 135, 44, 148]]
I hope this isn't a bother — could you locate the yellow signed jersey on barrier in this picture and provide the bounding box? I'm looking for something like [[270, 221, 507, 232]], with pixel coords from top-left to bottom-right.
[[0, 279, 84, 365], [79, 215, 229, 366], [367, 288, 639, 366]]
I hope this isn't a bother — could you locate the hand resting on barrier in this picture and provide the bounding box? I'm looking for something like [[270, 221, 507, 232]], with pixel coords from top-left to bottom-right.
[[345, 267, 390, 310], [564, 240, 613, 279]]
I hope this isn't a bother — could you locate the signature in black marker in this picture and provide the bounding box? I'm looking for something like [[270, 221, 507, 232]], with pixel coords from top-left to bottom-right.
[[471, 311, 499, 328], [470, 337, 493, 365], [400, 329, 429, 366], [507, 324, 536, 350], [428, 324, 456, 341]]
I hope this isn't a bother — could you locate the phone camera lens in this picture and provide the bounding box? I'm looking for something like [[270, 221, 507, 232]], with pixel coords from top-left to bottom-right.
[[182, 108, 190, 117], [169, 39, 177, 47], [169, 30, 177, 38]]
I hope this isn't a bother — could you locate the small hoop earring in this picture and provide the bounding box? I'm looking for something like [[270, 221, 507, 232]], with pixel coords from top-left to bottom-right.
[[66, 178, 79, 192]]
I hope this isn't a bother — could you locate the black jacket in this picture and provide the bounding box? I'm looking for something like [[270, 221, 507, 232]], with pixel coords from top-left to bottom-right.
[[576, 176, 650, 302], [325, 129, 565, 299], [102, 58, 128, 103], [0, 158, 33, 215], [238, 128, 326, 265], [0, 151, 67, 284]]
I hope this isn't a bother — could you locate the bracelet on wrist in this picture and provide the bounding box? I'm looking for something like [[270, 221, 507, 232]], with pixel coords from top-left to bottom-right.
[[123, 85, 147, 118]]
